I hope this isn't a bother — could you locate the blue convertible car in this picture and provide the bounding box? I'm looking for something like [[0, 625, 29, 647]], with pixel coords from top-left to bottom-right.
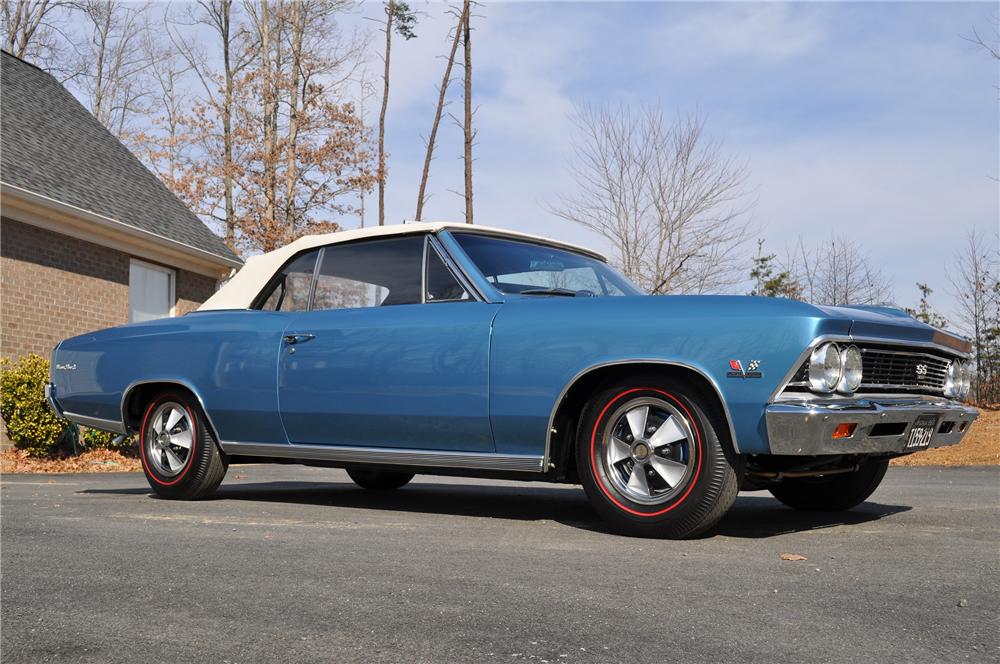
[[46, 223, 978, 537]]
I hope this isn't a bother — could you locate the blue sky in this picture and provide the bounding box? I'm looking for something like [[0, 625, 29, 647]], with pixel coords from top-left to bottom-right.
[[352, 1, 998, 322]]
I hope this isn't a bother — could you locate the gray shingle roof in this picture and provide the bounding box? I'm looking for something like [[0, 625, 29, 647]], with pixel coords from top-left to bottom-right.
[[0, 51, 239, 264]]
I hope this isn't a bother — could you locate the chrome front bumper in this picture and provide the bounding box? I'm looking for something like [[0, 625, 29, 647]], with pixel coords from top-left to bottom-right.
[[765, 397, 979, 455]]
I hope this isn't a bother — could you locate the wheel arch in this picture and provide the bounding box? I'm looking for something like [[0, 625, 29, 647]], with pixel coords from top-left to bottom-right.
[[545, 361, 739, 478], [121, 379, 221, 442]]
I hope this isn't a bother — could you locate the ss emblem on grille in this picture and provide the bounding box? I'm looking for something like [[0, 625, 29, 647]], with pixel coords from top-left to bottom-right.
[[915, 364, 928, 376]]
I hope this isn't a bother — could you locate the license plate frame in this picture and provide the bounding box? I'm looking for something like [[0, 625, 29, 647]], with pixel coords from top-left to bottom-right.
[[905, 414, 938, 449]]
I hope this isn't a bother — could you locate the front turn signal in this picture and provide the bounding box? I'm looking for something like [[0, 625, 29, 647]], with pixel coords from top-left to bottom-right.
[[832, 423, 857, 439]]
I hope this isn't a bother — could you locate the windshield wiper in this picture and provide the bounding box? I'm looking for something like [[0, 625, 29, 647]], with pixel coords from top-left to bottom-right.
[[518, 288, 579, 297]]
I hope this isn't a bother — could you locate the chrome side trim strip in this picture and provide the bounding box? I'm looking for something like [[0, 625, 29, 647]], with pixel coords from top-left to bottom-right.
[[120, 379, 223, 441], [62, 411, 127, 435], [220, 441, 546, 473], [543, 359, 742, 469]]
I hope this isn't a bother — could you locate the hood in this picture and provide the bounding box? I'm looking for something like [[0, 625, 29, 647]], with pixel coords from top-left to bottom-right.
[[815, 304, 972, 353]]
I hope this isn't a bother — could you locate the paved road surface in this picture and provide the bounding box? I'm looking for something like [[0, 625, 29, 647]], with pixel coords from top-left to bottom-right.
[[2, 465, 997, 663]]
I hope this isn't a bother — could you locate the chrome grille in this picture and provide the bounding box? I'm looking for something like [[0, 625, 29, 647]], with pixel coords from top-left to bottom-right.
[[783, 344, 959, 395], [860, 348, 950, 391]]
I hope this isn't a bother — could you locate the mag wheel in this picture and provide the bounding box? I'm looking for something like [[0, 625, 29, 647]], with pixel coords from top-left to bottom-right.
[[577, 377, 742, 539], [768, 459, 889, 511], [346, 467, 415, 490], [140, 392, 227, 500]]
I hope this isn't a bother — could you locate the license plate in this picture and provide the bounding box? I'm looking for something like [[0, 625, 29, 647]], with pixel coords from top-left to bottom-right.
[[905, 415, 937, 449]]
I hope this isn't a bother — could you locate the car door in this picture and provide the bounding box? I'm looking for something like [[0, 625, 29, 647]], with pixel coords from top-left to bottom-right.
[[276, 234, 499, 452]]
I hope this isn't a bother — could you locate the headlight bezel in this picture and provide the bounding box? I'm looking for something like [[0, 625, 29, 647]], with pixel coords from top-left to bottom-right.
[[808, 342, 844, 394], [944, 360, 962, 399], [837, 345, 863, 394], [959, 361, 972, 400]]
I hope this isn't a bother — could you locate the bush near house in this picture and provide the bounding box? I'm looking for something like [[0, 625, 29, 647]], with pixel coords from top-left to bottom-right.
[[1, 354, 133, 457], [1, 354, 66, 456]]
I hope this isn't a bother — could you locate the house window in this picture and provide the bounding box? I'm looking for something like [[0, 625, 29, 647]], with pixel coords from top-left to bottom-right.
[[129, 259, 175, 322]]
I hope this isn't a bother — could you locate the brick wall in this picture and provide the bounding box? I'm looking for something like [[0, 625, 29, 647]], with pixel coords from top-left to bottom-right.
[[1, 217, 219, 360]]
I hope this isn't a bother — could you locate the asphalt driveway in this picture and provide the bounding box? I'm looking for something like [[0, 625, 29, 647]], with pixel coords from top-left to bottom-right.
[[2, 465, 997, 664]]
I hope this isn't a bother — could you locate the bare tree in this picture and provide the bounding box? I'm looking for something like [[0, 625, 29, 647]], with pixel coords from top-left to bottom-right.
[[966, 13, 999, 61], [551, 103, 751, 294], [128, 17, 193, 193], [948, 228, 1000, 402], [414, 2, 466, 221], [168, 0, 256, 247], [787, 234, 894, 306], [234, 0, 374, 252], [461, 0, 472, 224], [72, 0, 154, 138], [375, 0, 416, 226], [2, 0, 70, 68]]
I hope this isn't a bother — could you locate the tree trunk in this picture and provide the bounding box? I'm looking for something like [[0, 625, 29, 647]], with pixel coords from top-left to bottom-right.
[[258, 0, 277, 235], [377, 0, 394, 226], [462, 0, 473, 224], [414, 2, 467, 221], [284, 0, 303, 235], [220, 0, 236, 249]]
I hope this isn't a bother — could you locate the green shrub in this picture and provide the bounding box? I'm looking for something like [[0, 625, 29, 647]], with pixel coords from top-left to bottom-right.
[[80, 426, 134, 453], [0, 354, 67, 457]]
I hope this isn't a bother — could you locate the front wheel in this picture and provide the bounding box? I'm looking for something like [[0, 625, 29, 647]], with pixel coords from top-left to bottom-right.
[[139, 392, 227, 500], [576, 378, 742, 539], [768, 459, 889, 511]]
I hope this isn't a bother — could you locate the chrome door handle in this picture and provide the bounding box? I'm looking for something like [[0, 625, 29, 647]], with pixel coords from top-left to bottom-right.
[[283, 333, 315, 345]]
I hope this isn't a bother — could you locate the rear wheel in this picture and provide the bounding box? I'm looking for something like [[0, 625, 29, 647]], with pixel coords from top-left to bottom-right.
[[576, 377, 742, 539], [346, 467, 414, 491], [768, 459, 889, 511], [139, 392, 227, 500]]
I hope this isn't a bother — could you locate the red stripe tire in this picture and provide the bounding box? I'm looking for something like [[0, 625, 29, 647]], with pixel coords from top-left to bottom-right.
[[139, 392, 227, 500], [576, 376, 743, 538]]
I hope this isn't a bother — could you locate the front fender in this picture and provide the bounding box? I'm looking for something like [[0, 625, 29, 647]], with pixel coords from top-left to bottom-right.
[[488, 296, 849, 456]]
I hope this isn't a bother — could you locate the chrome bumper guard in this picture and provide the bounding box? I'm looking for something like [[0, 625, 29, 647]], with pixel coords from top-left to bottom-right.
[[44, 383, 63, 417], [765, 397, 979, 456]]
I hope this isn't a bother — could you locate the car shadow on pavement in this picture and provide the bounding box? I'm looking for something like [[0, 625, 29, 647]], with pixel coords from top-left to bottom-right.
[[81, 481, 912, 538], [714, 495, 912, 538]]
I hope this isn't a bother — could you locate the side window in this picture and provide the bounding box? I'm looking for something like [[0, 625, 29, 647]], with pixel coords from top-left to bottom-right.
[[257, 249, 319, 311], [426, 244, 471, 302], [311, 236, 424, 310]]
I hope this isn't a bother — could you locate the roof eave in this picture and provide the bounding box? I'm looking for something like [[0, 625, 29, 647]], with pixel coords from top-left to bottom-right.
[[1, 182, 242, 276]]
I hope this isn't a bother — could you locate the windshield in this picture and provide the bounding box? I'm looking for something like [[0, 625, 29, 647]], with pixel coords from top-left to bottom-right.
[[452, 233, 641, 297]]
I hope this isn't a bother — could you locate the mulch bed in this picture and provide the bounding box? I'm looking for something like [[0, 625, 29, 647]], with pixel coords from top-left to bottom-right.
[[0, 448, 141, 473]]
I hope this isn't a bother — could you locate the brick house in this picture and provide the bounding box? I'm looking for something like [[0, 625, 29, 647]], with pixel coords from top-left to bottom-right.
[[0, 51, 241, 362]]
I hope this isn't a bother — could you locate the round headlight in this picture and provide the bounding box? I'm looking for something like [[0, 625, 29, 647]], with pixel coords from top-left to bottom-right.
[[838, 345, 863, 394], [809, 342, 843, 393], [944, 361, 961, 398], [960, 361, 972, 400]]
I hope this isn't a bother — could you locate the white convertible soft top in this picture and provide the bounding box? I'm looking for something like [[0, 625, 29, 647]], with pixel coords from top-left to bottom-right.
[[198, 222, 605, 311]]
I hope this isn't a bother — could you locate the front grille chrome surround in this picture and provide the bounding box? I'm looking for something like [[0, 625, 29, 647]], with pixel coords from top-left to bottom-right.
[[783, 344, 959, 397]]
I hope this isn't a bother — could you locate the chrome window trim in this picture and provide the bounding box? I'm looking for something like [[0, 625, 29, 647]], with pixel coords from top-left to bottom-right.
[[430, 232, 489, 302], [423, 235, 477, 304], [769, 334, 971, 403], [219, 441, 545, 473], [543, 359, 741, 470]]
